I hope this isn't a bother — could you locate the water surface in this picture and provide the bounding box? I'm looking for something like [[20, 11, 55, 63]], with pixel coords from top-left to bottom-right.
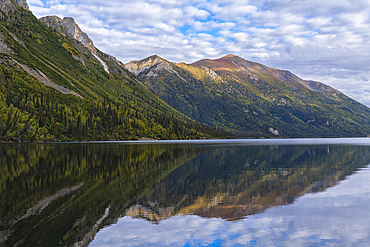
[[1, 138, 370, 246]]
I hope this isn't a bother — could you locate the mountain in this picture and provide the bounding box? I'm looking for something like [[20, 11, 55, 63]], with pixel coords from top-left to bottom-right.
[[2, 0, 369, 139], [127, 55, 370, 137], [40, 16, 112, 74], [0, 0, 232, 142]]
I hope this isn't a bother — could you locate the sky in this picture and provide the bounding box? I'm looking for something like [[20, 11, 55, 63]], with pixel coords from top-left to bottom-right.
[[28, 0, 370, 106]]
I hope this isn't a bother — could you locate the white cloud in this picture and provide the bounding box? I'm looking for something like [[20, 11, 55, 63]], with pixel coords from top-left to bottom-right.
[[28, 0, 370, 106], [28, 0, 44, 6]]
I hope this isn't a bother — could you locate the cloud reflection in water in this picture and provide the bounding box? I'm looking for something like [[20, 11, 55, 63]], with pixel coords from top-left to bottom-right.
[[90, 166, 370, 246]]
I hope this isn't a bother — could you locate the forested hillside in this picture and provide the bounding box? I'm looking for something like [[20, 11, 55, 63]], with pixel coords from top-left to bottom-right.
[[2, 0, 369, 141], [127, 55, 370, 137], [0, 1, 232, 142]]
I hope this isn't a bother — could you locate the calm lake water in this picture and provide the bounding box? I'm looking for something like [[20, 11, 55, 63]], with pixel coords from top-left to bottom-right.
[[1, 138, 370, 246]]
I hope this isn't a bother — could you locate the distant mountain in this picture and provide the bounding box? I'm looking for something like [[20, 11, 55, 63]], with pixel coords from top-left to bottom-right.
[[0, 1, 231, 142], [127, 55, 370, 137]]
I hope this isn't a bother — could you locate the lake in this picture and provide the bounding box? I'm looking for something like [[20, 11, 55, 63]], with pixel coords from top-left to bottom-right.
[[1, 138, 370, 246]]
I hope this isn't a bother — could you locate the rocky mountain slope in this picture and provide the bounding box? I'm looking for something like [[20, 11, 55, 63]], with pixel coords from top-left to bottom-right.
[[2, 0, 370, 139], [127, 55, 370, 137], [0, 0, 28, 12], [0, 0, 231, 142], [40, 16, 111, 73]]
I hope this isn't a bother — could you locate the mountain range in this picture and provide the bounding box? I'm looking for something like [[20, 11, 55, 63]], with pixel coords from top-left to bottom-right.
[[126, 55, 370, 137], [0, 0, 230, 142], [0, 0, 370, 141]]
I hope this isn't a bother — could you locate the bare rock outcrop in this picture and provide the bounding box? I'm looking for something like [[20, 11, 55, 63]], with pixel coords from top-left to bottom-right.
[[125, 55, 166, 76], [0, 32, 11, 54], [59, 17, 97, 54], [39, 16, 64, 34], [0, 0, 29, 13], [14, 0, 28, 10], [269, 127, 279, 135], [12, 59, 83, 98], [126, 55, 187, 82]]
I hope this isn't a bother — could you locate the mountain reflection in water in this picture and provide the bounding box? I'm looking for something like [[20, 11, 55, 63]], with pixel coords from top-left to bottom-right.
[[1, 140, 370, 246], [129, 145, 350, 222], [92, 165, 370, 247]]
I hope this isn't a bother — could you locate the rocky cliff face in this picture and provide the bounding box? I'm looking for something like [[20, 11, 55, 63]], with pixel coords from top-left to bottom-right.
[[0, 0, 29, 13], [125, 55, 186, 81], [59, 17, 97, 54], [0, 0, 12, 12], [40, 16, 110, 73], [38, 16, 64, 34], [126, 55, 169, 76], [15, 0, 28, 10], [40, 16, 96, 54]]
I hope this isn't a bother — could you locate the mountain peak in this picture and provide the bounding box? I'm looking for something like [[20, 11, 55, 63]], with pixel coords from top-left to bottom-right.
[[125, 55, 170, 76], [147, 54, 163, 60], [40, 16, 110, 73], [142, 55, 168, 64], [39, 16, 63, 33], [191, 54, 248, 71], [40, 16, 96, 53], [222, 54, 238, 58], [191, 55, 338, 95]]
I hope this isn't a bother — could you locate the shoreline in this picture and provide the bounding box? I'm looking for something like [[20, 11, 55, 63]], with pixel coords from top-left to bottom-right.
[[2, 137, 370, 146]]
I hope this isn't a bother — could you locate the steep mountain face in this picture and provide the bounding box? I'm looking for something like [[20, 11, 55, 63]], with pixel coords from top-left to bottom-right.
[[0, 1, 230, 142], [127, 54, 370, 137], [40, 16, 110, 74]]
